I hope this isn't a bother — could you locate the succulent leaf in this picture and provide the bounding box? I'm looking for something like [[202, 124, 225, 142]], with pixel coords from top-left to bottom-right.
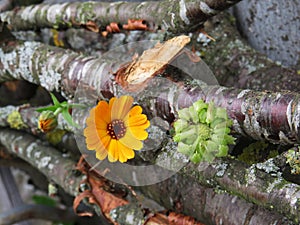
[[173, 99, 235, 163]]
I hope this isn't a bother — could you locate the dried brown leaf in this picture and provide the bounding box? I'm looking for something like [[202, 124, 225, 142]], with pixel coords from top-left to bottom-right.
[[145, 212, 205, 225], [73, 157, 128, 224], [123, 19, 148, 30]]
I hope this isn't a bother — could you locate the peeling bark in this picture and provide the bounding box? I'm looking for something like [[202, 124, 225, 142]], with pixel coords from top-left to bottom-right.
[[1, 40, 300, 144], [0, 0, 241, 33]]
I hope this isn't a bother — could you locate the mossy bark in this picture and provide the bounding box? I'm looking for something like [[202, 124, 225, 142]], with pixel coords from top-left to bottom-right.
[[0, 0, 241, 33], [1, 40, 300, 145]]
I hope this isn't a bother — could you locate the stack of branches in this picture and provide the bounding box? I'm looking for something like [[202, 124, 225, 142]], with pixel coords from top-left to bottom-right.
[[0, 0, 299, 224]]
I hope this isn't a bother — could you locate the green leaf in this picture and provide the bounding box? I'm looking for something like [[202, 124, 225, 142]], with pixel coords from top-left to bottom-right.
[[191, 153, 201, 163], [32, 195, 56, 207], [60, 101, 68, 108], [206, 101, 216, 124], [215, 107, 227, 119], [193, 99, 207, 112], [68, 103, 86, 109], [36, 105, 58, 112], [217, 145, 229, 157], [178, 108, 191, 121], [173, 119, 188, 133], [177, 142, 193, 155], [189, 106, 198, 123], [61, 109, 79, 128], [50, 93, 60, 107]]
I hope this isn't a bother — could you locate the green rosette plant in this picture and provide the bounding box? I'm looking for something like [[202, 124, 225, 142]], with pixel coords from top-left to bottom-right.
[[173, 99, 235, 163]]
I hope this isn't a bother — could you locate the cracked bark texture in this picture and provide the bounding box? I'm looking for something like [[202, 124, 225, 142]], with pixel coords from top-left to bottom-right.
[[0, 0, 241, 34], [1, 40, 300, 145], [0, 40, 300, 222], [0, 101, 299, 222], [0, 128, 295, 225], [0, 1, 299, 224]]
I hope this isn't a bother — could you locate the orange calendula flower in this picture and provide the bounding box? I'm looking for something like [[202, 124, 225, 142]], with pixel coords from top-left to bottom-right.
[[84, 95, 150, 163], [38, 111, 58, 133]]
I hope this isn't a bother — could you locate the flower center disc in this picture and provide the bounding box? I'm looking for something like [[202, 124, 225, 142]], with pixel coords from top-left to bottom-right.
[[107, 119, 126, 140]]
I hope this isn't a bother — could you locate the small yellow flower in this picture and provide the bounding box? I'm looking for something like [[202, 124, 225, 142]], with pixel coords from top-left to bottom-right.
[[38, 111, 58, 133], [84, 96, 150, 163]]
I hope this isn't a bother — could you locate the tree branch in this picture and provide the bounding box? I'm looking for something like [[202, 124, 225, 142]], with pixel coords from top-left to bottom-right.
[[1, 40, 300, 144], [200, 12, 300, 92], [0, 204, 77, 225], [0, 128, 82, 196], [0, 0, 241, 33], [0, 104, 75, 132], [137, 173, 294, 225], [0, 128, 295, 224]]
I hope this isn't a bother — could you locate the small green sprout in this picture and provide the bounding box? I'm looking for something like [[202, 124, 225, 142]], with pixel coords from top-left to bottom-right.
[[173, 99, 235, 163], [36, 93, 84, 132]]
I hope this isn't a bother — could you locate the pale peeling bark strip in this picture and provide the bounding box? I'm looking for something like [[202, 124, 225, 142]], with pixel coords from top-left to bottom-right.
[[116, 35, 193, 90], [1, 40, 300, 145], [0, 128, 83, 196], [0, 0, 241, 33]]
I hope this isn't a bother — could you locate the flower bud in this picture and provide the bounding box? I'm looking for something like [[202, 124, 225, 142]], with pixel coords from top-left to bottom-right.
[[38, 111, 58, 133]]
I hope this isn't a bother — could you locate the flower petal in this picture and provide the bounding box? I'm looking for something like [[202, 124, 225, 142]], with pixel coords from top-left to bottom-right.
[[127, 115, 150, 128], [115, 142, 131, 163], [84, 111, 110, 148], [119, 142, 135, 160], [86, 105, 108, 131], [129, 127, 148, 140], [108, 139, 118, 162], [95, 143, 108, 160], [109, 97, 116, 111], [112, 96, 133, 120], [119, 131, 143, 150], [84, 126, 100, 149], [129, 105, 143, 117], [95, 100, 110, 124]]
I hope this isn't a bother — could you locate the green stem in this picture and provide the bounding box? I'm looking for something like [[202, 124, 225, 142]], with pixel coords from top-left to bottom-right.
[[53, 108, 62, 117]]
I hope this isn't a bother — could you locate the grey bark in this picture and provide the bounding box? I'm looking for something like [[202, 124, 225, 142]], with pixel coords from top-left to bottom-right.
[[0, 0, 241, 33], [1, 40, 300, 145], [0, 204, 77, 225], [0, 128, 296, 225]]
